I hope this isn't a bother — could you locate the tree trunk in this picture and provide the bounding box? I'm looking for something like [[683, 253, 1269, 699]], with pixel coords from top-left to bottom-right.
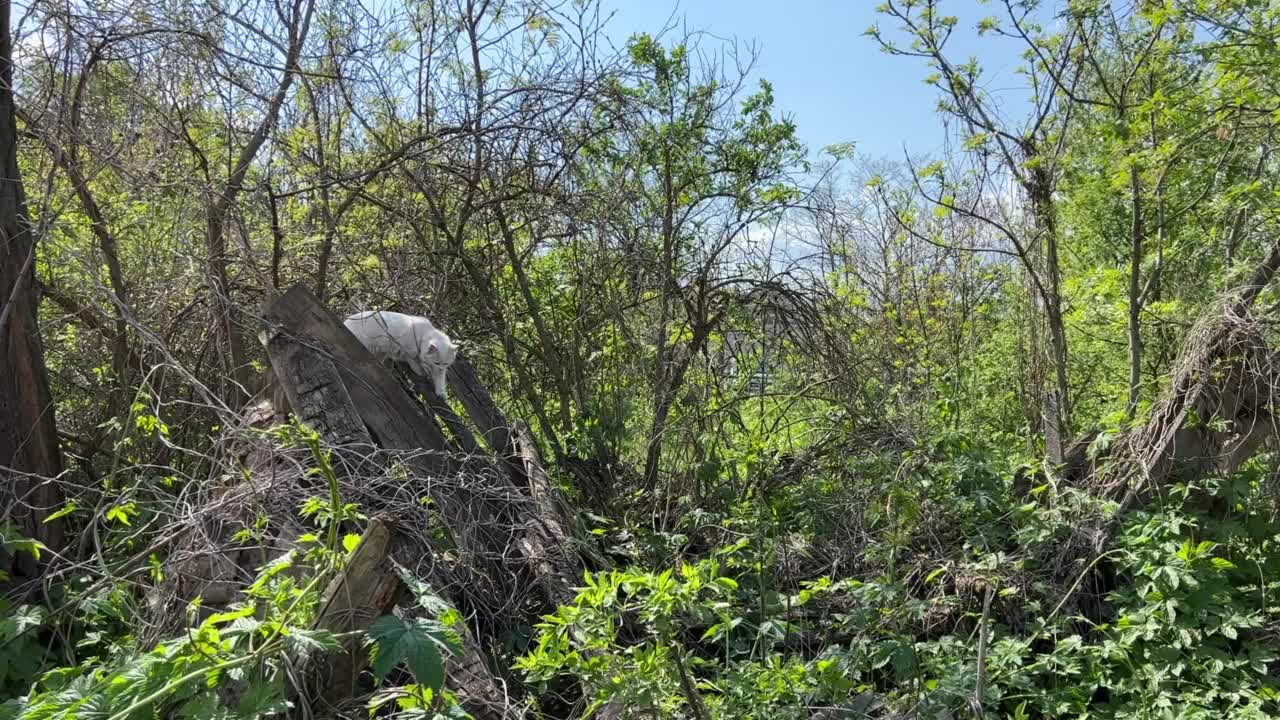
[[1030, 167, 1070, 461], [260, 284, 585, 719], [0, 0, 64, 581], [642, 384, 677, 491], [1126, 163, 1144, 421], [645, 148, 678, 490], [643, 322, 714, 490], [302, 76, 336, 301], [206, 209, 251, 403], [494, 202, 574, 430]]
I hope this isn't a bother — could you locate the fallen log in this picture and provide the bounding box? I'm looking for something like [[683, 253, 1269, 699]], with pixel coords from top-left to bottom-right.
[[447, 353, 514, 458], [514, 421, 581, 608], [258, 287, 528, 716], [421, 383, 481, 455], [261, 286, 452, 461], [304, 517, 398, 707]]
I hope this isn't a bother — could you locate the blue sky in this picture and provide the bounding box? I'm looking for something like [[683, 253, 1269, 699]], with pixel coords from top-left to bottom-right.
[[600, 0, 1044, 163]]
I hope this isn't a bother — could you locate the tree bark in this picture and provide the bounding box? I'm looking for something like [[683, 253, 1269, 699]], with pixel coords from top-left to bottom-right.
[[646, 148, 678, 490], [0, 0, 64, 581], [643, 321, 715, 490], [494, 202, 573, 429], [301, 76, 337, 301], [1126, 163, 1144, 421], [260, 284, 580, 719], [1029, 167, 1071, 461]]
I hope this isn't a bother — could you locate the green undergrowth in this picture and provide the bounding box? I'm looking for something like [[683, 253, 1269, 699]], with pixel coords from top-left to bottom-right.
[[0, 423, 465, 720], [521, 440, 1280, 719]]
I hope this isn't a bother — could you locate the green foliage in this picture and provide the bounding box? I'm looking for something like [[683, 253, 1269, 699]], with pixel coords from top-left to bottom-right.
[[0, 428, 461, 718], [0, 603, 49, 701], [368, 615, 451, 692], [10, 1, 1280, 719], [520, 438, 1280, 718], [0, 524, 46, 575], [518, 546, 862, 718]]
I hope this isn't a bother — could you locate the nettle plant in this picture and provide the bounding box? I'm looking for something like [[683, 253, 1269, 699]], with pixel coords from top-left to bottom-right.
[[1081, 484, 1280, 719], [973, 473, 1280, 719], [2, 423, 462, 720], [517, 541, 869, 719]]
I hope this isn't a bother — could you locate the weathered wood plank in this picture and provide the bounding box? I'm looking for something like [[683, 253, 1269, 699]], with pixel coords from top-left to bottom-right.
[[416, 376, 481, 455], [259, 284, 596, 718], [448, 354, 513, 458], [261, 327, 370, 449], [262, 286, 450, 463], [307, 517, 398, 705], [513, 421, 578, 608]]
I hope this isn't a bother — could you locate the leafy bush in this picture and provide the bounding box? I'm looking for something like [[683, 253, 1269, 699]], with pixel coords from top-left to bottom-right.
[[1, 425, 463, 720], [520, 446, 1280, 719]]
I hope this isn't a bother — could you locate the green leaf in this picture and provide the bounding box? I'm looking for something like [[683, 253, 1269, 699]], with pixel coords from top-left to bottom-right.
[[105, 502, 136, 526], [237, 679, 289, 719], [4, 537, 44, 561], [44, 501, 79, 523], [284, 628, 341, 662], [1, 604, 45, 641], [246, 552, 296, 595], [204, 605, 256, 627], [368, 616, 447, 692], [392, 562, 456, 619], [342, 533, 361, 553]]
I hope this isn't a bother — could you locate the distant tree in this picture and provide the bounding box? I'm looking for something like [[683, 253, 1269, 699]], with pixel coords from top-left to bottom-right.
[[870, 0, 1082, 459], [588, 34, 806, 490]]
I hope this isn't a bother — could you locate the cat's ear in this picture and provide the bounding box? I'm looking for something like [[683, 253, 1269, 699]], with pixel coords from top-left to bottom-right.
[[425, 340, 439, 356]]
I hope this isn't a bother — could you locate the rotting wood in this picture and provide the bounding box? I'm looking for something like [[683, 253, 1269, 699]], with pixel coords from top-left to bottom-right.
[[305, 517, 398, 707], [447, 629, 525, 720], [417, 377, 481, 455], [445, 353, 529, 489], [448, 353, 514, 458], [256, 284, 604, 717], [261, 327, 371, 451], [1057, 288, 1280, 619], [262, 286, 451, 463], [513, 421, 579, 608], [1090, 303, 1277, 513], [302, 518, 523, 720]]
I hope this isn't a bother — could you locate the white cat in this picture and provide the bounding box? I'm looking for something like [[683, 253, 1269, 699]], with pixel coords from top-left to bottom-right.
[[343, 310, 459, 398]]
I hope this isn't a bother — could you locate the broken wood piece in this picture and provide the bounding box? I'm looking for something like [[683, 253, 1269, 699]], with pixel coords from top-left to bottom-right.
[[262, 285, 451, 461], [513, 421, 579, 608], [305, 517, 398, 706], [417, 376, 481, 455], [448, 353, 514, 458], [261, 327, 370, 450]]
